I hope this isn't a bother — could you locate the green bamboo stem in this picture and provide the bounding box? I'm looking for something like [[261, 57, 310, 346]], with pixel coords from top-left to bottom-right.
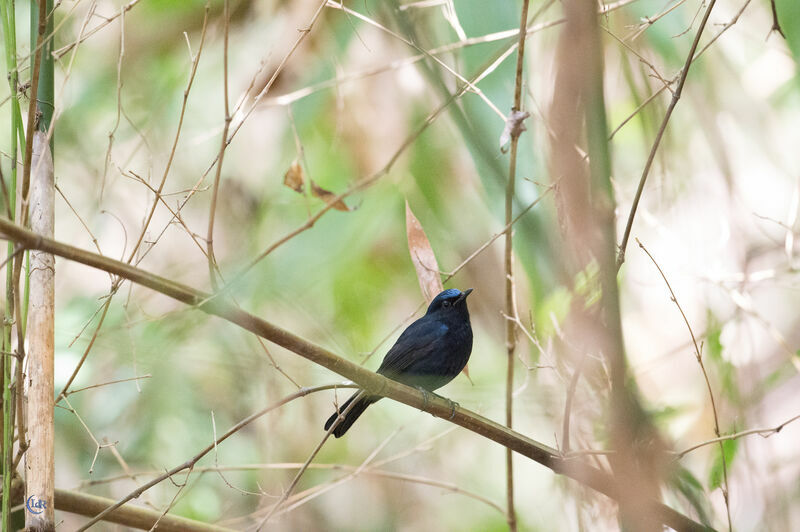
[[1, 0, 22, 528], [30, 0, 54, 136]]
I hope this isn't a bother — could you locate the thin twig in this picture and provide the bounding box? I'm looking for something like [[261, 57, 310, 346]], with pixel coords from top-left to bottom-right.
[[637, 238, 732, 531], [101, 2, 125, 198], [327, 1, 506, 122], [206, 0, 231, 290], [444, 186, 554, 281], [0, 247, 24, 276], [769, 0, 784, 38], [54, 183, 103, 256], [608, 0, 752, 142], [195, 0, 328, 188], [18, 0, 48, 228], [55, 282, 118, 403], [255, 428, 402, 522], [53, 0, 142, 58], [677, 412, 800, 458], [502, 2, 530, 529], [121, 169, 301, 388], [59, 398, 117, 475], [125, 0, 330, 274], [74, 384, 358, 532], [627, 0, 690, 40], [218, 73, 473, 295], [266, 0, 637, 107], [255, 391, 366, 529], [616, 0, 719, 268], [126, 4, 210, 264], [561, 355, 585, 453], [60, 374, 152, 396]]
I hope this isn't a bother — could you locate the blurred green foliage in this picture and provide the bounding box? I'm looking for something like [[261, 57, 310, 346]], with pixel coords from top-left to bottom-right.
[[0, 0, 799, 529]]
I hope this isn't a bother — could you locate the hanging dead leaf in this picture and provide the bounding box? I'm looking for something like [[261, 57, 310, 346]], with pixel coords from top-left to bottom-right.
[[405, 201, 471, 380], [406, 201, 444, 303], [283, 160, 305, 193], [311, 180, 353, 211], [462, 363, 471, 381]]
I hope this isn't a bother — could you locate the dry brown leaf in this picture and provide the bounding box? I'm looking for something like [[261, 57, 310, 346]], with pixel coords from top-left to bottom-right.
[[405, 203, 471, 380], [311, 180, 353, 211], [283, 160, 305, 193], [406, 201, 472, 382], [405, 201, 443, 304]]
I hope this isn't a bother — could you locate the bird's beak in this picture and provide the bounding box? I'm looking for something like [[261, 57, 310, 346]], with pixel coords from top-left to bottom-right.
[[458, 288, 473, 302]]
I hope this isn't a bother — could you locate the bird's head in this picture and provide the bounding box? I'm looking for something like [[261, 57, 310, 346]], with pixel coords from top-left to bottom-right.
[[425, 288, 473, 316]]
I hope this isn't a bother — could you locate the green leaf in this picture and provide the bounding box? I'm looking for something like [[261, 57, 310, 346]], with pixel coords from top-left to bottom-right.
[[708, 437, 738, 490], [535, 286, 571, 339], [705, 322, 723, 361], [775, 0, 800, 62], [673, 466, 713, 526], [704, 313, 739, 401]]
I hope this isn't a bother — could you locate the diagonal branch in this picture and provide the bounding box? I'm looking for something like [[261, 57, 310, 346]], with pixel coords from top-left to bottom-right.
[[0, 217, 708, 532]]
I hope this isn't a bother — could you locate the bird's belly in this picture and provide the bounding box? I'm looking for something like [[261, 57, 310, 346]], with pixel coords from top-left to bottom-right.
[[394, 346, 471, 391]]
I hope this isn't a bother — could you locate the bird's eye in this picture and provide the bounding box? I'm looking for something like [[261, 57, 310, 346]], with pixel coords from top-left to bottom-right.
[[442, 300, 451, 308]]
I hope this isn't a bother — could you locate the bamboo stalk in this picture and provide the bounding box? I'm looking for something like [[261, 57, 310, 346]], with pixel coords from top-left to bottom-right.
[[24, 1, 55, 529], [0, 0, 23, 527], [24, 131, 55, 530]]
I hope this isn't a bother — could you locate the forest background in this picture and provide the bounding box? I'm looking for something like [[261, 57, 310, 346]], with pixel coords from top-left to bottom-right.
[[2, 0, 800, 530]]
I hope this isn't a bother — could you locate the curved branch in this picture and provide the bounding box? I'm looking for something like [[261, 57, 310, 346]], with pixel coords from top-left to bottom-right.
[[0, 217, 708, 532]]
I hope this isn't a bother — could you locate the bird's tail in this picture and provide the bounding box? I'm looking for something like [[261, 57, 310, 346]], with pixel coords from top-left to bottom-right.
[[324, 392, 377, 438]]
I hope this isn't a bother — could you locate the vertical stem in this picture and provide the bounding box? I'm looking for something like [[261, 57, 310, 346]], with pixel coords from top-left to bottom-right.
[[503, 133, 518, 532], [564, 0, 662, 529], [25, 131, 55, 531], [0, 0, 22, 528], [504, 1, 530, 530], [30, 0, 54, 141], [20, 0, 46, 226], [25, 1, 56, 529], [615, 0, 718, 268], [206, 0, 231, 289]]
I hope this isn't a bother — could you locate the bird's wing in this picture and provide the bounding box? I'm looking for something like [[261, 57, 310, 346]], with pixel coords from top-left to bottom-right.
[[376, 317, 447, 377]]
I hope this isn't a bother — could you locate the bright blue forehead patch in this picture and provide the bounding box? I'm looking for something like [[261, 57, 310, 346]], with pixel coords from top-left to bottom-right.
[[435, 288, 462, 300]]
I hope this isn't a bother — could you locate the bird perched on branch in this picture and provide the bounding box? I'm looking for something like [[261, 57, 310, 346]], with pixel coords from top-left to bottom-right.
[[325, 288, 474, 438]]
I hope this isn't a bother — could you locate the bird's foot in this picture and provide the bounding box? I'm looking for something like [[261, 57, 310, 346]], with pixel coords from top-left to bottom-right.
[[446, 398, 459, 420], [416, 388, 459, 419]]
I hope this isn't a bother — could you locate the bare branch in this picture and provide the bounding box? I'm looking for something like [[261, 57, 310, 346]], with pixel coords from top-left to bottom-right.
[[0, 217, 708, 532]]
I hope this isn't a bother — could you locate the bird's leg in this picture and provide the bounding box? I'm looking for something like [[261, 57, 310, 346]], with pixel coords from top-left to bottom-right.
[[446, 398, 459, 420], [427, 392, 459, 419], [419, 389, 459, 419]]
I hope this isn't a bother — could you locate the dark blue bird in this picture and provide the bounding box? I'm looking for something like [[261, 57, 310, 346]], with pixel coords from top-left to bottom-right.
[[325, 288, 474, 438]]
